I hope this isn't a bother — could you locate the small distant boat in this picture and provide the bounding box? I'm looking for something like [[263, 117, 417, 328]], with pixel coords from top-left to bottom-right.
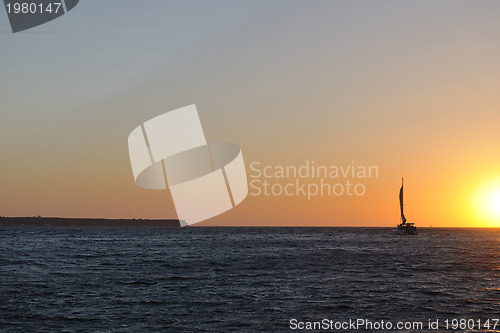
[[393, 178, 419, 235]]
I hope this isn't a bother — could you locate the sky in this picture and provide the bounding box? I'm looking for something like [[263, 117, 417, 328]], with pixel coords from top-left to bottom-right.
[[1, 0, 500, 227]]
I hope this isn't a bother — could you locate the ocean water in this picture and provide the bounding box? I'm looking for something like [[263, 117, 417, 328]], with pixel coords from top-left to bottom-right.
[[0, 227, 498, 332]]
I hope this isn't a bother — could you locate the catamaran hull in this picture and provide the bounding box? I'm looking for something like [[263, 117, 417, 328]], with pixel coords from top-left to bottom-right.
[[392, 226, 419, 235]]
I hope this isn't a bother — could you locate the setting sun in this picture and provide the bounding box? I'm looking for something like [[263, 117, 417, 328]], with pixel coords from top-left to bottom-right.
[[486, 190, 500, 218], [474, 179, 500, 226]]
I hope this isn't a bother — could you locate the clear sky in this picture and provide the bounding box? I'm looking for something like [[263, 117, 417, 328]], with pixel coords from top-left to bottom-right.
[[1, 1, 500, 227]]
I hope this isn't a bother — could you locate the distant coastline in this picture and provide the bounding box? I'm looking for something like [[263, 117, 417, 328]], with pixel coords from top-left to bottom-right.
[[0, 216, 186, 227]]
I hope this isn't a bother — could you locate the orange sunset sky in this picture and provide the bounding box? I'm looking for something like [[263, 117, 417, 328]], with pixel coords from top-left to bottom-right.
[[1, 1, 500, 227]]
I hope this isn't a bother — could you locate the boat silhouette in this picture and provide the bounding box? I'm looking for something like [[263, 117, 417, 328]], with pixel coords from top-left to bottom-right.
[[392, 178, 419, 235]]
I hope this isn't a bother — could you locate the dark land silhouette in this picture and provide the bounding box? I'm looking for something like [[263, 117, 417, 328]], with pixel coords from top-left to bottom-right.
[[0, 216, 184, 227]]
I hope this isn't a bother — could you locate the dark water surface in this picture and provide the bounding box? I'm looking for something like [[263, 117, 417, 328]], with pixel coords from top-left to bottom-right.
[[1, 227, 499, 332]]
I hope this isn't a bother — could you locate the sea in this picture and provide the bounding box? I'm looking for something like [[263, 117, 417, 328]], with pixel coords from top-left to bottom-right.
[[0, 227, 498, 332]]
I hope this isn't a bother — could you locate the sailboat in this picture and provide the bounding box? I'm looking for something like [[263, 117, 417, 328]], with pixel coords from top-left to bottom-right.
[[392, 178, 419, 235]]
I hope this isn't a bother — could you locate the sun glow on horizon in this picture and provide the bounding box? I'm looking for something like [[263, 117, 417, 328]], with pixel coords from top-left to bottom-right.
[[473, 178, 500, 226]]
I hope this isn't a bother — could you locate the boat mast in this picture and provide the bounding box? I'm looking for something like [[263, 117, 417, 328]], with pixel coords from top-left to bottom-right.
[[399, 178, 406, 224]]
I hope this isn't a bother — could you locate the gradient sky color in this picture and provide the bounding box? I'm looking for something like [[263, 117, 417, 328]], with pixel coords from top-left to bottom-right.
[[1, 1, 500, 226]]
